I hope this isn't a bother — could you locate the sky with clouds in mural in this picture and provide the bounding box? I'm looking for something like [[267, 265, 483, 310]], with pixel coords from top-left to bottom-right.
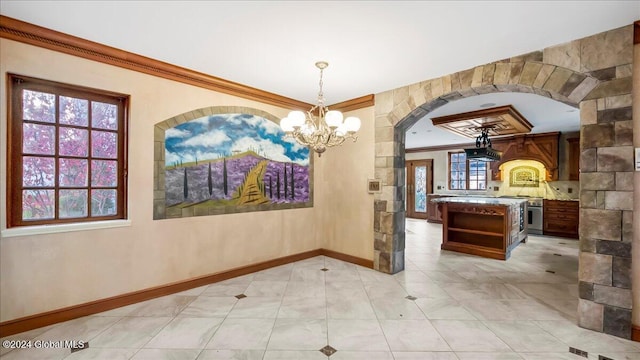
[[165, 114, 309, 166]]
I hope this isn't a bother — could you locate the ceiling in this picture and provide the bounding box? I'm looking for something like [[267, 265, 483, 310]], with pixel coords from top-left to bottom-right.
[[1, 1, 638, 148], [405, 92, 580, 148]]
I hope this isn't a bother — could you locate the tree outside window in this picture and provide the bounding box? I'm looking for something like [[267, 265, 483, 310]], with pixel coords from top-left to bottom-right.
[[7, 74, 128, 227]]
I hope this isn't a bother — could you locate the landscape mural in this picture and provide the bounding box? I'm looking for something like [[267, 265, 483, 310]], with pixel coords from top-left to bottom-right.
[[163, 113, 311, 216]]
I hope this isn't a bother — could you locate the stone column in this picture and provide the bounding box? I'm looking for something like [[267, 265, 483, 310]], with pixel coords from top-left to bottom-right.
[[577, 25, 635, 339], [373, 90, 405, 274], [632, 20, 640, 340]]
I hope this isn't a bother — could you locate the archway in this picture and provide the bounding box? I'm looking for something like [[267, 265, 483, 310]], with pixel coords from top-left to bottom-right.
[[373, 25, 635, 339]]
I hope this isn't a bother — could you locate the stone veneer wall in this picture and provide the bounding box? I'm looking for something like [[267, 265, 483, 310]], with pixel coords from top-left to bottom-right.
[[373, 24, 634, 339]]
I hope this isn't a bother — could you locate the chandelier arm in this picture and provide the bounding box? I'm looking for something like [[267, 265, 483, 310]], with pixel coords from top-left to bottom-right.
[[326, 136, 346, 147]]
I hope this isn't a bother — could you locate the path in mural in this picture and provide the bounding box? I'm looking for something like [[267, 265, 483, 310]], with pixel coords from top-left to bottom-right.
[[236, 160, 270, 205]]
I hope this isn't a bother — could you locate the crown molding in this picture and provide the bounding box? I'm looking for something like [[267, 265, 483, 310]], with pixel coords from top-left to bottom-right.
[[329, 94, 375, 112], [0, 15, 313, 110]]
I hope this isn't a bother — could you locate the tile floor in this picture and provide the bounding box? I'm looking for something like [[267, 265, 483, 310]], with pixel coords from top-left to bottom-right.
[[2, 219, 640, 360]]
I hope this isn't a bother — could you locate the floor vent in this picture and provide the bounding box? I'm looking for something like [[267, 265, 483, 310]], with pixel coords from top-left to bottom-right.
[[546, 270, 556, 274], [569, 347, 588, 358], [598, 356, 614, 360]]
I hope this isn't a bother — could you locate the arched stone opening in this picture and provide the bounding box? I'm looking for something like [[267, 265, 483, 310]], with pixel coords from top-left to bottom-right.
[[374, 62, 586, 275], [374, 24, 635, 340]]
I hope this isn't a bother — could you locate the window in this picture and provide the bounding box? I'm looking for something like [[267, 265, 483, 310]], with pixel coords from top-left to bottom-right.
[[7, 74, 128, 228], [448, 152, 487, 190]]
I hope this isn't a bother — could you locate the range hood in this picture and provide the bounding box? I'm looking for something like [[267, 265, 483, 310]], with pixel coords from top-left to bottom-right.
[[464, 146, 502, 162]]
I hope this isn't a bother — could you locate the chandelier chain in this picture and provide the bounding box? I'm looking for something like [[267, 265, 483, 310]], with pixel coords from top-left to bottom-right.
[[317, 66, 325, 106]]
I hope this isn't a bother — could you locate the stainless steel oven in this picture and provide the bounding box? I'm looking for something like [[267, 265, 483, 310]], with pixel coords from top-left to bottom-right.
[[527, 198, 543, 235]]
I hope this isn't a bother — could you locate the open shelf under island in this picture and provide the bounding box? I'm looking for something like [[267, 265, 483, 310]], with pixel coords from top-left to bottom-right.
[[431, 197, 528, 260]]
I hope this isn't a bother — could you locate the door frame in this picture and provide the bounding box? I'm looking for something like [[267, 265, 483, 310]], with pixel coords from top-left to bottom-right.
[[406, 159, 433, 219]]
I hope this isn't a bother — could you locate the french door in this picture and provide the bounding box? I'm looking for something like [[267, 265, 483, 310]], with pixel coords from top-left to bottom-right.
[[406, 159, 433, 219]]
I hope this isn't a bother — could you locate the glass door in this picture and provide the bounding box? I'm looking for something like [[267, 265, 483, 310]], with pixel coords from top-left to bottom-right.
[[406, 159, 433, 219]]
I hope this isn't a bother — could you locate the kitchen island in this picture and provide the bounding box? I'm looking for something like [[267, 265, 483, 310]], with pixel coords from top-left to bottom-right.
[[432, 197, 528, 260]]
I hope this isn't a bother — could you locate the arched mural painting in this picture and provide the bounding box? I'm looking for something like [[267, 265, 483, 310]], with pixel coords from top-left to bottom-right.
[[153, 107, 313, 219]]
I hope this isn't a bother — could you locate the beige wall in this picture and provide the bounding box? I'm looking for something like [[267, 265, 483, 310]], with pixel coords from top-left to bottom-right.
[[315, 107, 375, 259], [0, 39, 376, 322]]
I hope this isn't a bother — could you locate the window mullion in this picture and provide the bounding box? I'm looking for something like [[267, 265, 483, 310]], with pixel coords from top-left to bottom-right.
[[54, 93, 60, 220], [465, 160, 470, 190], [88, 100, 93, 217]]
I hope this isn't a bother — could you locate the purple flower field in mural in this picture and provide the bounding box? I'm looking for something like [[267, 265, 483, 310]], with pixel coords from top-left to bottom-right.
[[164, 113, 311, 212], [263, 162, 309, 203]]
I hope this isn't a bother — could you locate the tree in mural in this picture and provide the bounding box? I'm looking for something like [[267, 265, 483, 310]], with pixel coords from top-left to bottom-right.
[[207, 162, 213, 196], [290, 163, 295, 200], [223, 158, 228, 196], [263, 179, 267, 197], [183, 168, 189, 200], [277, 170, 281, 200], [284, 165, 288, 199]]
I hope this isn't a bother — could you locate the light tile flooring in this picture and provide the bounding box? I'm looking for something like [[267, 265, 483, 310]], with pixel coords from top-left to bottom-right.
[[2, 219, 640, 360]]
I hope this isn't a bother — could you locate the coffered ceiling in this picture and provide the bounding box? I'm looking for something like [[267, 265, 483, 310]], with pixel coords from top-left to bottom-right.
[[431, 105, 533, 139], [1, 1, 638, 148]]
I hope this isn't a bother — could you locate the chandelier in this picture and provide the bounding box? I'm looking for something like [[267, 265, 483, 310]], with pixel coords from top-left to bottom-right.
[[279, 61, 361, 156], [464, 126, 502, 162]]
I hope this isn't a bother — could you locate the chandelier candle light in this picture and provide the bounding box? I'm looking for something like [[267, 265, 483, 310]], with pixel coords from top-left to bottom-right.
[[279, 61, 361, 156]]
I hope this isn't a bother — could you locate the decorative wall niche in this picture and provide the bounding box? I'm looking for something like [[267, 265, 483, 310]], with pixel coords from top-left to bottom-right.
[[153, 106, 313, 219], [509, 166, 540, 187]]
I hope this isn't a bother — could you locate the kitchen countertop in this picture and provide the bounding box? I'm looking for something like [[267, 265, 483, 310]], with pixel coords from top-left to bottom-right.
[[428, 193, 579, 202], [431, 196, 528, 206]]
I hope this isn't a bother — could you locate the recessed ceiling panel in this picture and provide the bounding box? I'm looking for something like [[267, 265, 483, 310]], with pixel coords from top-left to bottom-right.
[[431, 105, 533, 139]]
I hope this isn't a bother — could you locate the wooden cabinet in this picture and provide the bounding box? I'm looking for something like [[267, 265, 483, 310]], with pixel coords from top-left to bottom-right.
[[426, 194, 447, 223], [543, 199, 579, 239], [440, 200, 527, 260], [568, 137, 580, 181]]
